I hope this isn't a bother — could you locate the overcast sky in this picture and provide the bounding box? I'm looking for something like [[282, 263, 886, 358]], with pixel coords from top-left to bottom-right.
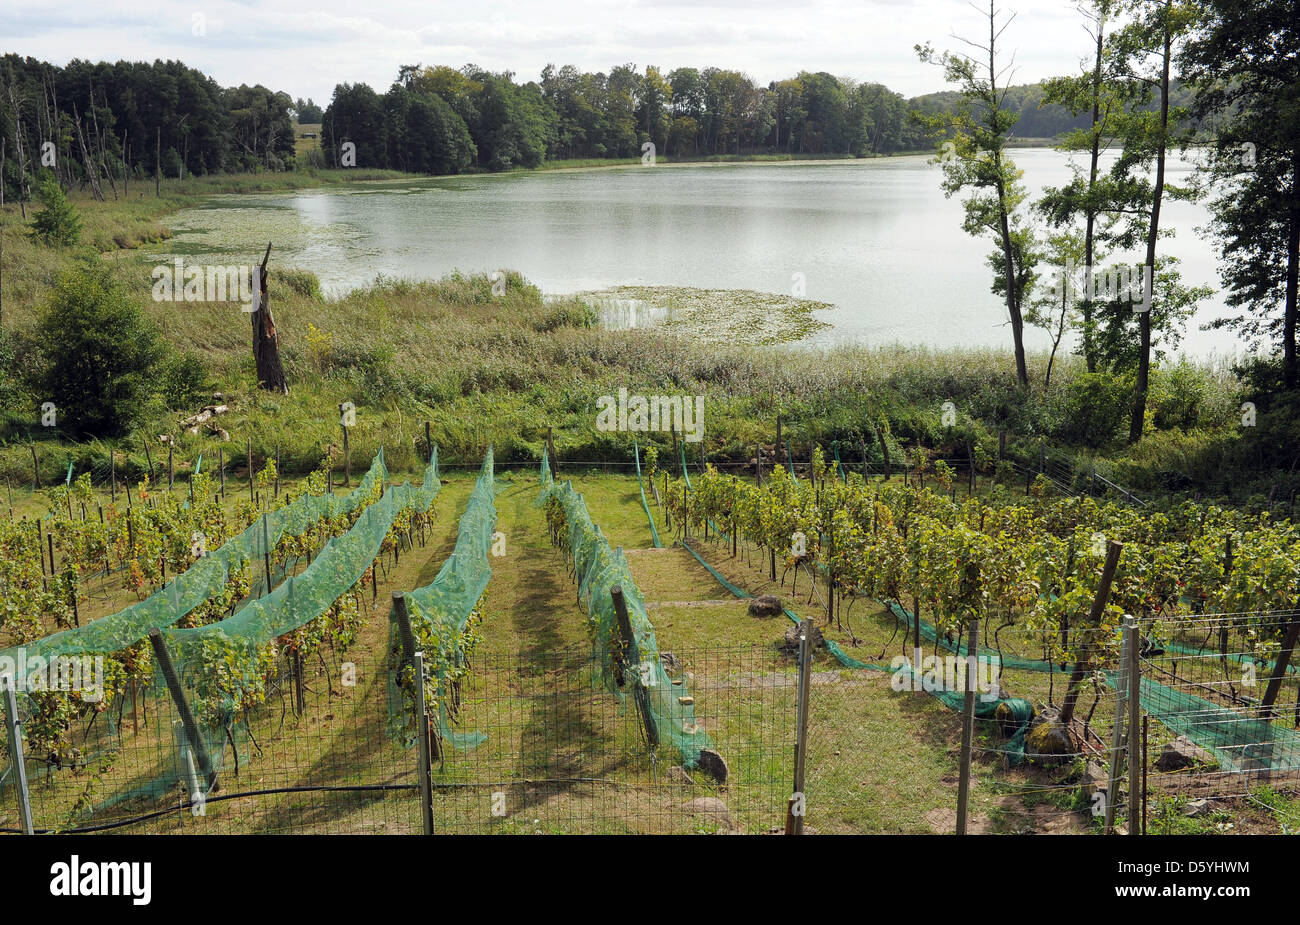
[[3, 0, 1097, 103]]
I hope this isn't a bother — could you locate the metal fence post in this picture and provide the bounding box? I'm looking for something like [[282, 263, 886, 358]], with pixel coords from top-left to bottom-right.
[[786, 618, 814, 835], [1126, 616, 1141, 836], [148, 628, 218, 794], [1, 675, 35, 834], [956, 615, 980, 835], [1103, 620, 1131, 835], [413, 650, 435, 836]]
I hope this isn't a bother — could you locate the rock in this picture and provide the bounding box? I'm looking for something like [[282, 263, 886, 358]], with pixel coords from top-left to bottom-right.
[[780, 622, 823, 653], [1155, 736, 1216, 772], [696, 748, 729, 784], [668, 766, 694, 786], [683, 796, 732, 829], [1183, 798, 1212, 818], [1082, 761, 1110, 800], [1024, 707, 1077, 760], [660, 651, 683, 675], [748, 594, 785, 618]]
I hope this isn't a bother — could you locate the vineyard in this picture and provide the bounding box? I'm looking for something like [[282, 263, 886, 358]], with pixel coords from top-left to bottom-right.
[[1, 436, 1298, 834]]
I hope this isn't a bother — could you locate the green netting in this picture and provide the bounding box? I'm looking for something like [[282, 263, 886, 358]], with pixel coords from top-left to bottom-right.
[[387, 450, 497, 751], [1, 451, 391, 666], [139, 455, 441, 802], [539, 454, 714, 768], [633, 439, 663, 549], [1130, 674, 1300, 773]]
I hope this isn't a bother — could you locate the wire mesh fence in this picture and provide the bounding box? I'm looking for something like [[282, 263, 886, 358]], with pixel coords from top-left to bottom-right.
[[1137, 611, 1300, 832], [430, 647, 795, 834], [1, 643, 796, 835]]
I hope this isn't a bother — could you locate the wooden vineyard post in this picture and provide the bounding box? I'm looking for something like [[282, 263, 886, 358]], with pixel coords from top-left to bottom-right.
[[425, 421, 433, 464], [261, 513, 272, 596], [109, 450, 116, 503], [274, 446, 280, 499], [251, 243, 289, 394], [546, 426, 558, 475], [786, 618, 814, 835], [148, 628, 218, 793], [30, 444, 39, 490], [1, 674, 35, 834], [610, 586, 658, 749], [956, 616, 979, 835], [167, 440, 174, 490], [218, 448, 225, 500], [1261, 614, 1300, 719], [247, 437, 254, 502], [1059, 540, 1123, 727], [340, 406, 351, 487]]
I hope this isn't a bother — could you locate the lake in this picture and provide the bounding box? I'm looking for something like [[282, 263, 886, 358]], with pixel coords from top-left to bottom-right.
[[160, 149, 1242, 359]]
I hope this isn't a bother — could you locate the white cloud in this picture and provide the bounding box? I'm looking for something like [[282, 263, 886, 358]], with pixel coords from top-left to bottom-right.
[[0, 0, 1098, 103]]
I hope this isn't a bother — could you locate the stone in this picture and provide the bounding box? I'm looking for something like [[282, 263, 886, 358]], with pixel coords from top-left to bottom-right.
[[748, 594, 784, 618], [1155, 736, 1216, 772], [1082, 761, 1110, 801], [667, 766, 694, 786], [1024, 707, 1077, 760], [696, 748, 729, 784], [1183, 798, 1212, 818], [683, 796, 732, 829], [780, 622, 823, 653]]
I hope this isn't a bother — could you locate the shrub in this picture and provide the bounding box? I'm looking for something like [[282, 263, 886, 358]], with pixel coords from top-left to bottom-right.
[[33, 265, 165, 437], [28, 177, 82, 246], [158, 351, 211, 410], [1048, 372, 1133, 447]]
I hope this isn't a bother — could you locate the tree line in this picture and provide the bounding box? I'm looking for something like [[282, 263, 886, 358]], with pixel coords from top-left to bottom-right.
[[1, 50, 1135, 199], [0, 54, 295, 202]]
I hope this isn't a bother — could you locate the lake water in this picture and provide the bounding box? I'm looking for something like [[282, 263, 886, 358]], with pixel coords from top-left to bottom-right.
[[161, 150, 1242, 358]]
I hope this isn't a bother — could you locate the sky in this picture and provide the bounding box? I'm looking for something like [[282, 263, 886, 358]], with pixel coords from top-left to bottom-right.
[[2, 0, 1098, 104]]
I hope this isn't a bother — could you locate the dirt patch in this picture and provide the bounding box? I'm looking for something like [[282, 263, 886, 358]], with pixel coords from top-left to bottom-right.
[[924, 806, 993, 834]]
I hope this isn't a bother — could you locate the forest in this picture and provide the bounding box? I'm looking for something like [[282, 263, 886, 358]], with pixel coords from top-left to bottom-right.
[[0, 53, 1130, 188]]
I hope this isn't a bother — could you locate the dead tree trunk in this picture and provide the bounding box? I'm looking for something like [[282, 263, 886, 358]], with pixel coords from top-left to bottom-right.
[[252, 243, 289, 394]]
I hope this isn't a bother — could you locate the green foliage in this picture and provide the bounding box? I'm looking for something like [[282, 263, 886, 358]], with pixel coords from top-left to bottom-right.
[[158, 350, 210, 410], [28, 177, 83, 246], [33, 264, 165, 437], [1050, 372, 1134, 447]]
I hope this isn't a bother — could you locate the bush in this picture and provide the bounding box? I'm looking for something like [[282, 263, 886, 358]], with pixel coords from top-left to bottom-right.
[[28, 177, 82, 247], [272, 267, 322, 300], [1048, 372, 1133, 447], [158, 351, 211, 410], [33, 265, 165, 437], [533, 301, 598, 332]]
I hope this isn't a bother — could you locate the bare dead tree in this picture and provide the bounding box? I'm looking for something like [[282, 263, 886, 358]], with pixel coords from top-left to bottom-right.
[[252, 243, 289, 394]]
